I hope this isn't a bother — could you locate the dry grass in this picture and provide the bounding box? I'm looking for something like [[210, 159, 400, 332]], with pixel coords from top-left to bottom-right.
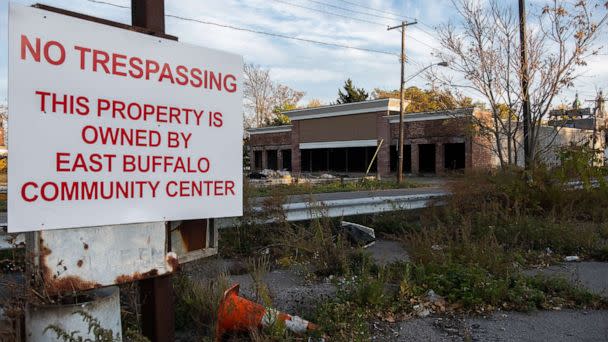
[[248, 178, 422, 198], [174, 273, 230, 340]]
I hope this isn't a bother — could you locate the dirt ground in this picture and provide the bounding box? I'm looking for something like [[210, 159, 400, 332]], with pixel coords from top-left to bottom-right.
[[186, 239, 608, 341]]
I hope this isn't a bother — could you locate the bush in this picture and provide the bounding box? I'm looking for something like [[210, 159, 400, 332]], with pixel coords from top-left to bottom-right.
[[409, 167, 608, 260]]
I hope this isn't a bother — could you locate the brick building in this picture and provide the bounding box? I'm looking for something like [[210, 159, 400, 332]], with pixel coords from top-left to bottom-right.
[[247, 99, 493, 177]]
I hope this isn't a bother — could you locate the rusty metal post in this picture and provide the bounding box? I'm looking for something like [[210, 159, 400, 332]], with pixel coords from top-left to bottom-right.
[[139, 274, 174, 342], [131, 1, 175, 341], [131, 0, 165, 34]]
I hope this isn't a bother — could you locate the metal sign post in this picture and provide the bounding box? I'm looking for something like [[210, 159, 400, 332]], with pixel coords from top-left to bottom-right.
[[130, 3, 175, 340]]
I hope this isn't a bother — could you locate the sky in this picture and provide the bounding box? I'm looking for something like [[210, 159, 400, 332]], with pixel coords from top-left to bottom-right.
[[0, 0, 607, 107]]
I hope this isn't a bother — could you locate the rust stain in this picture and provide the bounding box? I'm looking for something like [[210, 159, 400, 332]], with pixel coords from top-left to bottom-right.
[[115, 269, 159, 284], [83, 242, 89, 250], [44, 276, 102, 294], [166, 253, 180, 272], [39, 237, 100, 294], [77, 260, 83, 267], [178, 220, 206, 252]]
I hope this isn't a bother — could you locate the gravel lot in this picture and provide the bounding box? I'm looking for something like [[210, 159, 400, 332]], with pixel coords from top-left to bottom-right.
[[186, 240, 608, 341], [393, 310, 608, 341]]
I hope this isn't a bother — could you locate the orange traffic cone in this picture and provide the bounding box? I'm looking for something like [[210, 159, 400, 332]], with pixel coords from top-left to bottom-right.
[[216, 284, 319, 340]]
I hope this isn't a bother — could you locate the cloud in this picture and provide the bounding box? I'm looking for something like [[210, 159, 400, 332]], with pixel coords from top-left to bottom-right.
[[272, 67, 343, 83], [0, 0, 603, 109]]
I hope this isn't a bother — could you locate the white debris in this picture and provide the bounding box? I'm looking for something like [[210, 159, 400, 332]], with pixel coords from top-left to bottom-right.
[[341, 221, 375, 247], [277, 170, 291, 177], [413, 304, 430, 318], [564, 255, 581, 262], [260, 169, 279, 178], [426, 290, 443, 303]]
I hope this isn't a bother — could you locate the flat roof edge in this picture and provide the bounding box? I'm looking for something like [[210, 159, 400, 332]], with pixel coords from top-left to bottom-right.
[[247, 125, 293, 134], [284, 98, 392, 115]]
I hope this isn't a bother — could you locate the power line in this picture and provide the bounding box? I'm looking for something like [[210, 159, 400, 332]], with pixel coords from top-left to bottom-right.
[[333, 0, 408, 20], [88, 0, 128, 8], [303, 0, 400, 22], [304, 0, 439, 43], [87, 0, 401, 57], [272, 0, 439, 51], [272, 0, 389, 27], [90, 0, 435, 61], [333, 0, 438, 33], [166, 14, 401, 57]]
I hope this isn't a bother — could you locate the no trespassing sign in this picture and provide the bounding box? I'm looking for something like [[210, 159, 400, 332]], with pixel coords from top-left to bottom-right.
[[8, 4, 243, 232]]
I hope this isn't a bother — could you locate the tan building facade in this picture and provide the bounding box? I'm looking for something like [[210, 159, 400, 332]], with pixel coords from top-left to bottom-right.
[[248, 99, 493, 177]]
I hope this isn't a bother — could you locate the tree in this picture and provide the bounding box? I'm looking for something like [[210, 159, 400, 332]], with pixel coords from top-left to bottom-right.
[[372, 86, 474, 112], [243, 63, 305, 128], [266, 103, 297, 127], [430, 0, 608, 168], [336, 79, 369, 104], [306, 99, 324, 108], [243, 63, 273, 128]]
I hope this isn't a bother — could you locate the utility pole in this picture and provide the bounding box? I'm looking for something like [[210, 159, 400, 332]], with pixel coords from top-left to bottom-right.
[[518, 0, 532, 169], [388, 20, 417, 183]]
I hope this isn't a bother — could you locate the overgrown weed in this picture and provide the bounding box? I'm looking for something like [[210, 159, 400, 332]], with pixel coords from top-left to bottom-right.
[[221, 185, 360, 278], [174, 273, 230, 340], [315, 148, 608, 339], [248, 178, 421, 198]]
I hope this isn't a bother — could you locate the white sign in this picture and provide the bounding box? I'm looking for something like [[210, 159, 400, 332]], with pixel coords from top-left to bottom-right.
[[8, 4, 243, 232]]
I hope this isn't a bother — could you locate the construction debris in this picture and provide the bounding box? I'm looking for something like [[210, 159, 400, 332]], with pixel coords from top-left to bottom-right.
[[340, 221, 376, 247], [248, 171, 267, 179], [216, 284, 319, 339]]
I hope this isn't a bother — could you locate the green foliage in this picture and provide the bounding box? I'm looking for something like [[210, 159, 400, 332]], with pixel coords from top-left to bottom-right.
[[372, 86, 474, 112], [314, 301, 370, 341], [265, 103, 294, 126], [554, 142, 607, 189], [264, 112, 291, 126], [348, 209, 423, 235], [219, 184, 289, 257], [336, 79, 369, 104], [408, 263, 602, 312], [247, 256, 272, 305], [123, 329, 150, 342], [308, 152, 608, 339], [44, 310, 120, 342], [417, 166, 608, 258]]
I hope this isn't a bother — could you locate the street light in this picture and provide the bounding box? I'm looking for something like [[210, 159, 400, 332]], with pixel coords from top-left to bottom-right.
[[405, 61, 449, 83], [396, 61, 448, 183]]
